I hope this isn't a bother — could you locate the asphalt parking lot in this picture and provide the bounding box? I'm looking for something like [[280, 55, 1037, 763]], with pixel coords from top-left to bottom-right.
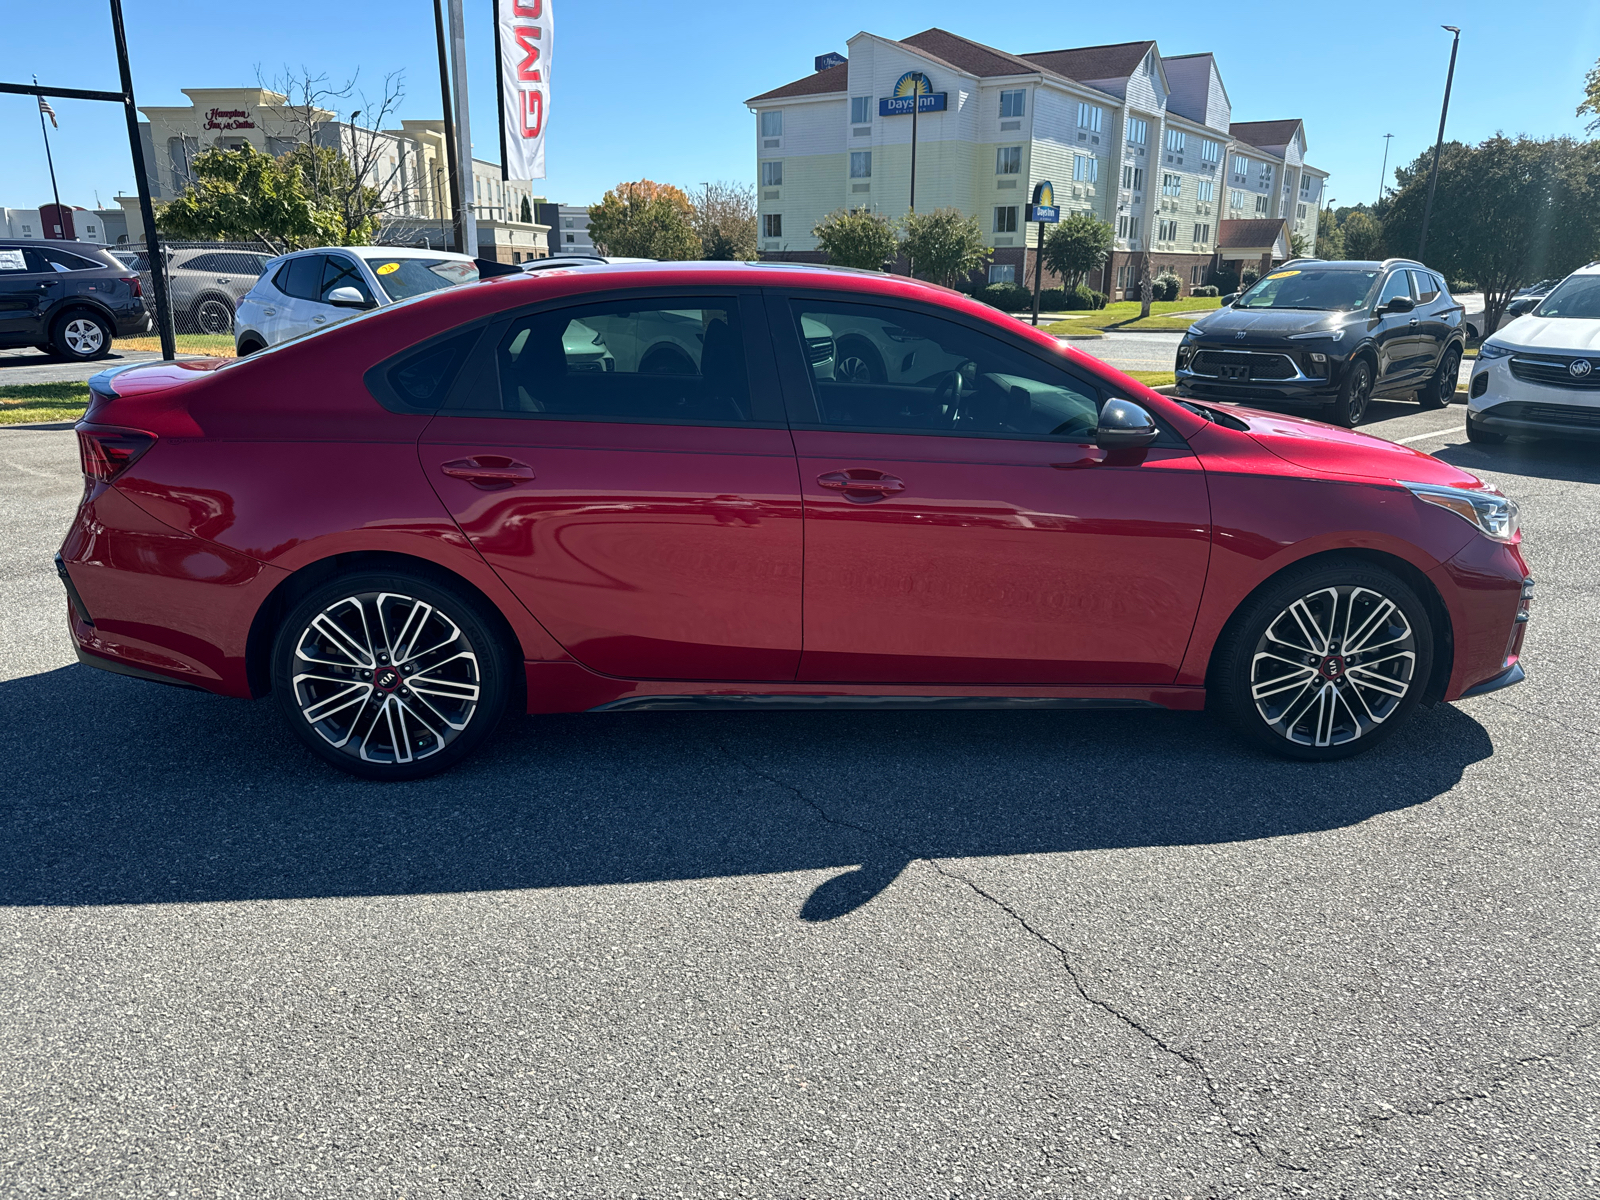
[[2, 401, 1596, 1198]]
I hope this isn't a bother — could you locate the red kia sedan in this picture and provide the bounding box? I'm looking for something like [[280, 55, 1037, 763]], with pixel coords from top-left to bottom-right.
[[58, 262, 1533, 779]]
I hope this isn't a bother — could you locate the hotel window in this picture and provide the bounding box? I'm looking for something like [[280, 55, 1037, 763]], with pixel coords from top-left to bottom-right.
[[850, 151, 872, 178], [763, 213, 782, 238], [1165, 129, 1185, 154], [1229, 189, 1244, 210], [1191, 265, 1204, 285], [1117, 214, 1134, 239], [1260, 164, 1274, 187], [851, 96, 871, 125], [1117, 263, 1131, 289], [1231, 155, 1249, 179], [1127, 117, 1148, 145], [1197, 180, 1215, 202], [1158, 219, 1178, 241], [1201, 139, 1220, 164], [1122, 165, 1144, 191], [1077, 102, 1102, 132], [994, 206, 1018, 233], [1297, 203, 1307, 221], [1000, 89, 1026, 118], [760, 111, 782, 138], [988, 263, 1016, 284], [996, 146, 1021, 174], [1192, 223, 1210, 243], [1254, 194, 1269, 215], [760, 160, 783, 187], [1074, 155, 1097, 182], [1162, 173, 1181, 197]]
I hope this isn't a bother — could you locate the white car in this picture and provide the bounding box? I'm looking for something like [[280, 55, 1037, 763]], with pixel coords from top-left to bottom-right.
[[234, 246, 480, 355], [1465, 262, 1600, 443]]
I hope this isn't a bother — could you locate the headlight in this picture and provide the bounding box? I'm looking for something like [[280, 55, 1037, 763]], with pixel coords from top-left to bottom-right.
[[1477, 341, 1514, 360], [1288, 328, 1345, 342], [1402, 481, 1519, 542]]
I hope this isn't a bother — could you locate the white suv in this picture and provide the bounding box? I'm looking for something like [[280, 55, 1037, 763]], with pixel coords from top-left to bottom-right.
[[1466, 263, 1600, 443], [234, 246, 479, 355]]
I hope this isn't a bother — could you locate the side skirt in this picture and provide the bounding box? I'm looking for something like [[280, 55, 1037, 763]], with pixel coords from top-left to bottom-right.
[[590, 695, 1164, 713]]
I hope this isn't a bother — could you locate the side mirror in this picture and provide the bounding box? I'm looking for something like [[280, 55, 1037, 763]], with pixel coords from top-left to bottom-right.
[[1096, 398, 1160, 449], [1507, 297, 1536, 316], [1220, 292, 1238, 306], [326, 286, 373, 310], [1381, 294, 1416, 315]]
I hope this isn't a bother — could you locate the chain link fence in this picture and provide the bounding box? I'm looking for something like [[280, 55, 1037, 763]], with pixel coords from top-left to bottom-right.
[[114, 240, 277, 336]]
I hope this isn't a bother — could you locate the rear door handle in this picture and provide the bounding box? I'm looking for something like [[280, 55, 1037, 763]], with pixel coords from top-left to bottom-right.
[[262, 307, 275, 315], [440, 456, 536, 489], [313, 315, 326, 324], [817, 469, 905, 501]]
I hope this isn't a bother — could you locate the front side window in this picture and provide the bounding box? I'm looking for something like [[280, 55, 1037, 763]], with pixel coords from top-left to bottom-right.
[[996, 146, 1021, 175], [994, 206, 1017, 233], [760, 160, 783, 187], [851, 96, 871, 125], [850, 151, 872, 179], [478, 299, 754, 424], [319, 255, 375, 304], [1375, 271, 1414, 309], [1534, 273, 1600, 318], [1000, 89, 1026, 118], [760, 110, 782, 138], [361, 256, 478, 301], [1238, 268, 1383, 312], [1127, 118, 1148, 145], [790, 300, 1102, 440]]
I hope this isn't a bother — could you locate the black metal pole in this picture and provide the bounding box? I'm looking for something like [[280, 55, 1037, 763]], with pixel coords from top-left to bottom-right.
[[1418, 27, 1460, 262], [1031, 219, 1045, 326], [109, 0, 174, 360], [908, 73, 921, 214], [434, 0, 465, 253], [492, 0, 509, 190], [1377, 133, 1393, 208], [35, 76, 64, 237]]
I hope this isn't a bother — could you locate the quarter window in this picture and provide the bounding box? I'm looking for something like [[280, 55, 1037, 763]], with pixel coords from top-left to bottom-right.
[[789, 300, 1102, 439], [996, 146, 1021, 175]]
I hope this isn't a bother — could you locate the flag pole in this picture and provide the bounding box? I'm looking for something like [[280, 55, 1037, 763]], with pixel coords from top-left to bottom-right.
[[34, 76, 64, 237]]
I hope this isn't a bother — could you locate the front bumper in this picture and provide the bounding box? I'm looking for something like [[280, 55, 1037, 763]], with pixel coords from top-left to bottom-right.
[[1175, 374, 1341, 405], [1467, 355, 1600, 440]]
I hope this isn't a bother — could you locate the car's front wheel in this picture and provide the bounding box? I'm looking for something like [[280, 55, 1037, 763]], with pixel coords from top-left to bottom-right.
[[1419, 345, 1461, 409], [1326, 359, 1373, 427], [271, 571, 511, 780], [194, 296, 235, 335], [1210, 560, 1433, 760]]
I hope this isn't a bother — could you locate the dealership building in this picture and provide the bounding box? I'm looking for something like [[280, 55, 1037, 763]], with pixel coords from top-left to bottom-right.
[[746, 29, 1328, 296]]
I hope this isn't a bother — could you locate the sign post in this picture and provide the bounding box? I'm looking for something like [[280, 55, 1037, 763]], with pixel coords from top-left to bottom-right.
[[1026, 181, 1060, 328], [878, 72, 947, 219]]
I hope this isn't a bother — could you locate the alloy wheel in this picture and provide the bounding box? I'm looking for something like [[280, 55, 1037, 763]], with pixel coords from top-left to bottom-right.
[[290, 591, 482, 766], [1343, 366, 1372, 425], [62, 318, 105, 357], [836, 354, 875, 384], [1249, 585, 1416, 748]]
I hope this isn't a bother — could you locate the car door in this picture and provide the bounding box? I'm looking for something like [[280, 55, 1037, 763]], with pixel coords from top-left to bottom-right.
[[1371, 269, 1424, 387], [772, 293, 1212, 686], [1409, 269, 1452, 373], [0, 247, 60, 343], [419, 291, 803, 681], [264, 254, 326, 344], [306, 252, 373, 333]]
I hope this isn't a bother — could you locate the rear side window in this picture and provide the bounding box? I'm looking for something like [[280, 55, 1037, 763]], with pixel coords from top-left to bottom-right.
[[1410, 270, 1440, 303], [182, 252, 222, 273], [38, 247, 101, 272], [276, 255, 325, 300], [456, 297, 756, 425]]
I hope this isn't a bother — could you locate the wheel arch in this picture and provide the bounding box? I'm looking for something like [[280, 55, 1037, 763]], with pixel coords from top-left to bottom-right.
[[1204, 546, 1455, 707], [49, 299, 118, 336], [243, 549, 527, 709]]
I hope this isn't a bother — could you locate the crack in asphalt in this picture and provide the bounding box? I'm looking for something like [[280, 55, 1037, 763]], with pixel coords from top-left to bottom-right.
[[1480, 693, 1600, 740], [716, 743, 1309, 1176]]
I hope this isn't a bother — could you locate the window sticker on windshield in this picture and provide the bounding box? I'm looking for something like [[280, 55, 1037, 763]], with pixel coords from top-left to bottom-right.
[[0, 249, 26, 271], [1265, 270, 1300, 280], [375, 262, 400, 275]]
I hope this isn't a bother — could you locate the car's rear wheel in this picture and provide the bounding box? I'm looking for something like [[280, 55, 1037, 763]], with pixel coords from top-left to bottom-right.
[[1419, 345, 1461, 409], [1465, 412, 1505, 444], [50, 310, 113, 361], [236, 336, 266, 357], [271, 572, 511, 780], [1210, 560, 1433, 761], [1326, 358, 1373, 427]]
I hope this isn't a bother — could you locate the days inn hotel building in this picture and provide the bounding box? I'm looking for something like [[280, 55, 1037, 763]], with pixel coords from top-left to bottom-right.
[[746, 29, 1329, 297]]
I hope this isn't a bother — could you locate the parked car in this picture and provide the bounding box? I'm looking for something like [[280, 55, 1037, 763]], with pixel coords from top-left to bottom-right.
[[1175, 258, 1467, 426], [519, 254, 655, 273], [120, 247, 274, 334], [233, 246, 480, 355], [63, 261, 1532, 780], [0, 239, 150, 361], [1464, 261, 1600, 443]]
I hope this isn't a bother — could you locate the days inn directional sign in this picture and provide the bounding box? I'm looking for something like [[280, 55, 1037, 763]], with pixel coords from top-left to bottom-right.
[[1026, 181, 1060, 223], [880, 71, 948, 116]]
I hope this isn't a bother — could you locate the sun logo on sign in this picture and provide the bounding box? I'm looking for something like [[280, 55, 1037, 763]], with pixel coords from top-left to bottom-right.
[[1035, 182, 1054, 207], [892, 72, 932, 99]]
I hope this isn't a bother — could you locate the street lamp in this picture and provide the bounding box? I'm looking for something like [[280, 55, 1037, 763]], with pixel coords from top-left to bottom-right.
[[1418, 26, 1461, 261]]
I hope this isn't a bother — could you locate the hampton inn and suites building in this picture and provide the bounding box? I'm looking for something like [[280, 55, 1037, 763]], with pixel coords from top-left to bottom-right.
[[746, 29, 1329, 297]]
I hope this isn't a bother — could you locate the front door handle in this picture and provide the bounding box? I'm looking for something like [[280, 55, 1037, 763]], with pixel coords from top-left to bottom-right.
[[817, 469, 905, 502], [262, 307, 275, 315], [440, 455, 536, 490], [1408, 318, 1419, 326], [313, 315, 326, 324]]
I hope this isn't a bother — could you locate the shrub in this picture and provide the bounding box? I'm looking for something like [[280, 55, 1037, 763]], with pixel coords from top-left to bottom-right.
[[1241, 267, 1261, 289], [974, 282, 1032, 312], [1153, 271, 1182, 302], [1039, 287, 1066, 310], [1191, 285, 1219, 298]]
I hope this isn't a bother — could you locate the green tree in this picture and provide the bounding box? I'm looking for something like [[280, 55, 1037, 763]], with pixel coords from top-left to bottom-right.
[[692, 181, 758, 260], [587, 180, 700, 260], [157, 144, 330, 252], [812, 207, 901, 270], [279, 143, 383, 245], [1289, 232, 1310, 258], [1040, 212, 1113, 289], [900, 207, 989, 287], [1384, 136, 1600, 332], [1315, 207, 1344, 260], [1340, 210, 1385, 260], [1580, 55, 1600, 134]]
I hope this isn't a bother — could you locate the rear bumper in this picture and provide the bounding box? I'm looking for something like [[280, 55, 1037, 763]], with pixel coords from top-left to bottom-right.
[[1459, 660, 1525, 698]]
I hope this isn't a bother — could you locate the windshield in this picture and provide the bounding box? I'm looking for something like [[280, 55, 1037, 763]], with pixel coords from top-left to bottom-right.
[[1534, 274, 1600, 319], [361, 256, 479, 301], [1237, 268, 1380, 311]]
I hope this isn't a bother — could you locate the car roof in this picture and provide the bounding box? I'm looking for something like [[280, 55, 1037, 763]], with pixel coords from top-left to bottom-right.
[[263, 245, 477, 268]]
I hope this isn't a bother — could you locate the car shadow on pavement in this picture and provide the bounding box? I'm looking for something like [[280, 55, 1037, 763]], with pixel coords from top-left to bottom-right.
[[1434, 439, 1600, 486], [0, 665, 1495, 919]]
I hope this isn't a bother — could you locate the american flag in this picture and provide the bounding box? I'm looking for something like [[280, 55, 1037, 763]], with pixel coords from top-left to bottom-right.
[[38, 95, 58, 128]]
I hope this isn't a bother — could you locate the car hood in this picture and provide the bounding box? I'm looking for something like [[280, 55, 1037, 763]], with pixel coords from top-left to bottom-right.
[[1191, 307, 1355, 338], [1228, 406, 1486, 489], [1490, 315, 1600, 352]]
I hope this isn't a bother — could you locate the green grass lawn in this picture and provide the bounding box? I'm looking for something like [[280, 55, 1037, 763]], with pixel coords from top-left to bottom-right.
[[0, 382, 91, 425], [1045, 296, 1222, 335], [1123, 370, 1176, 388], [119, 334, 236, 357]]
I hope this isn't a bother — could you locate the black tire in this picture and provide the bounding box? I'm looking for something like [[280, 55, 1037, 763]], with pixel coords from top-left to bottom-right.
[[1209, 559, 1434, 761], [271, 571, 511, 781], [833, 337, 886, 384], [1419, 344, 1461, 409], [49, 309, 113, 362], [1465, 412, 1505, 444], [193, 295, 235, 335], [1326, 357, 1373, 427], [236, 337, 266, 357]]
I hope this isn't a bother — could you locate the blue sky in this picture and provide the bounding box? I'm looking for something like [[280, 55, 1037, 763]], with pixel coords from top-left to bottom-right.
[[2, 0, 1596, 215]]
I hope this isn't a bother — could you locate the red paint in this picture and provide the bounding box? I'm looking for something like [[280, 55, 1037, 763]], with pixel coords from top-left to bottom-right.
[[58, 262, 1532, 723]]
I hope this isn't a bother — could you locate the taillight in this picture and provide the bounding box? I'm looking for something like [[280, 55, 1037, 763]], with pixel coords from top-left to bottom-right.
[[122, 274, 142, 297], [77, 427, 155, 485]]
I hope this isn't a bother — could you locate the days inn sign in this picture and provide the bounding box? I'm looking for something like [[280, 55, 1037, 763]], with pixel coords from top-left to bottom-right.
[[879, 71, 948, 116]]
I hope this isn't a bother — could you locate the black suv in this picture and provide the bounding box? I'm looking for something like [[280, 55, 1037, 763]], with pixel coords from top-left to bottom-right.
[[1174, 258, 1466, 426], [0, 240, 152, 362]]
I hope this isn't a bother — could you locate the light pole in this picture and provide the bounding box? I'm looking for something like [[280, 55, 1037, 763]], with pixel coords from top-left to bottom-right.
[[1376, 133, 1393, 207], [1418, 26, 1461, 261], [907, 72, 927, 213]]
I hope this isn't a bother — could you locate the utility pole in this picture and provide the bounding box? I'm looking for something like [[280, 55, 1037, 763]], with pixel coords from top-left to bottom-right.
[[1376, 133, 1393, 207], [447, 0, 478, 258], [1418, 26, 1461, 262], [432, 0, 464, 253]]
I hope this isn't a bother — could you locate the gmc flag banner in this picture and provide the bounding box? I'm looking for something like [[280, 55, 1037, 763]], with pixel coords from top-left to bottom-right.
[[499, 0, 551, 179]]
